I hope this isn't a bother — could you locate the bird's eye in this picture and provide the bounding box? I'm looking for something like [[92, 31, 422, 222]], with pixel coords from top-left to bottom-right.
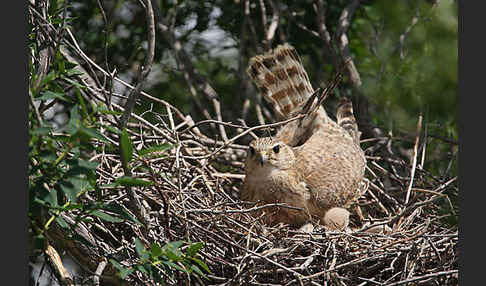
[[273, 144, 280, 153], [249, 146, 255, 155]]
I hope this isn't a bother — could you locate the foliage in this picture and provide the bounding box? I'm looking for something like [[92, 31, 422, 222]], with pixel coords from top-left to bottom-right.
[[29, 2, 209, 283], [110, 239, 210, 283]]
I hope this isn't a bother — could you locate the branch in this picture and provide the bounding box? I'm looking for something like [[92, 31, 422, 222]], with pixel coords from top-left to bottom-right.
[[314, 0, 340, 67], [405, 114, 422, 204], [118, 0, 156, 129], [118, 0, 156, 229], [265, 0, 280, 45], [44, 244, 74, 286], [181, 114, 306, 160], [258, 0, 268, 49], [336, 0, 362, 88], [150, 0, 229, 141], [93, 259, 108, 286], [60, 31, 187, 121], [386, 270, 458, 286]]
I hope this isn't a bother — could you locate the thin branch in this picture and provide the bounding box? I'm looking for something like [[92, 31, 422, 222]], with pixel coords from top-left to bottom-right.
[[398, 15, 419, 59], [29, 89, 43, 125], [60, 33, 186, 120], [386, 270, 458, 286], [405, 114, 422, 205], [118, 0, 156, 229], [93, 259, 108, 286], [336, 0, 362, 88], [44, 244, 74, 286], [265, 0, 280, 46], [186, 202, 304, 215], [181, 114, 306, 160], [258, 0, 268, 49], [151, 0, 230, 139], [314, 0, 339, 67], [119, 0, 156, 129]]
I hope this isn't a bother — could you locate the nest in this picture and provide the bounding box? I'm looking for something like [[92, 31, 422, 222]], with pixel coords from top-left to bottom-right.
[[45, 86, 458, 285], [29, 1, 458, 284]]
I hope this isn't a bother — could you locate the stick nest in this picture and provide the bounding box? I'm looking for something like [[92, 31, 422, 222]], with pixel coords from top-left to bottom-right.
[[58, 95, 458, 285]]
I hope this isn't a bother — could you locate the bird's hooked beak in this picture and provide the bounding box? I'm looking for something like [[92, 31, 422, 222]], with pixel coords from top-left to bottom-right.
[[257, 153, 268, 166]]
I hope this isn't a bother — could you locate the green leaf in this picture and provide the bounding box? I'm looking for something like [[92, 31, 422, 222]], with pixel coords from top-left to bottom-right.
[[59, 176, 90, 202], [100, 203, 142, 225], [31, 127, 52, 136], [90, 209, 124, 223], [164, 241, 184, 261], [150, 243, 163, 258], [135, 238, 149, 260], [138, 144, 174, 157], [79, 126, 109, 143], [39, 70, 57, 88], [78, 159, 99, 170], [186, 242, 204, 257], [165, 241, 185, 252], [36, 91, 72, 103], [165, 249, 183, 262], [99, 183, 118, 189], [63, 77, 86, 89], [75, 88, 89, 119], [189, 257, 211, 274], [36, 185, 58, 208], [114, 176, 153, 187], [55, 215, 69, 229], [63, 203, 84, 211], [66, 105, 81, 134], [59, 181, 78, 203], [190, 264, 207, 279], [39, 151, 57, 163], [110, 259, 134, 279], [119, 267, 135, 279], [120, 128, 133, 166], [66, 67, 83, 76], [102, 125, 122, 135], [134, 264, 148, 274], [162, 260, 187, 273], [98, 107, 123, 116]]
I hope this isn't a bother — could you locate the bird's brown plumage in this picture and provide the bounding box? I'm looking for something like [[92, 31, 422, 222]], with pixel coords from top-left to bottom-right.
[[242, 44, 366, 229]]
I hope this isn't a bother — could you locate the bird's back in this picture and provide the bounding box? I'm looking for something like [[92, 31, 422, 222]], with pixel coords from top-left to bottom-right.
[[293, 119, 366, 214]]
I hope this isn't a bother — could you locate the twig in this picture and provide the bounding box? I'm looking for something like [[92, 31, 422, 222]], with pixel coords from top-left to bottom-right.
[[314, 0, 340, 67], [186, 202, 304, 215], [62, 27, 187, 122], [179, 119, 245, 135], [181, 114, 305, 160], [118, 0, 156, 230], [336, 0, 362, 88], [29, 89, 43, 125], [265, 0, 280, 45], [385, 270, 458, 286], [119, 0, 156, 128], [258, 0, 268, 49], [93, 259, 108, 286], [405, 114, 422, 205], [44, 244, 74, 286], [287, 9, 320, 38]]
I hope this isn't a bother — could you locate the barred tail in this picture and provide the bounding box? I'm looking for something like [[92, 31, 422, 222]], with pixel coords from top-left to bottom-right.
[[336, 97, 361, 144], [247, 44, 314, 118]]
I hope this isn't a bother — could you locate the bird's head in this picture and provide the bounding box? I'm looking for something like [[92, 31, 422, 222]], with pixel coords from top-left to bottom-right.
[[245, 137, 295, 171]]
